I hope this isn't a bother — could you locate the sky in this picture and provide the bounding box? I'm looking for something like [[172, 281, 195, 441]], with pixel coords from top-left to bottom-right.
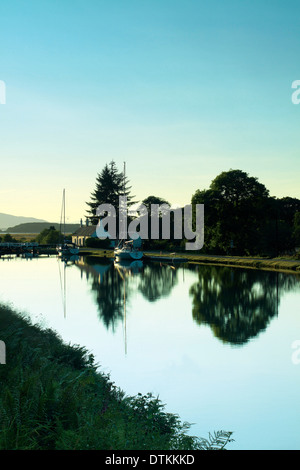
[[0, 0, 299, 223]]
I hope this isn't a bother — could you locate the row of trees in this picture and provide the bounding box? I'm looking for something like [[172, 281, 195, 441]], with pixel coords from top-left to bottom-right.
[[86, 163, 300, 256], [191, 170, 300, 256], [0, 228, 67, 245], [2, 163, 298, 256], [86, 161, 175, 249], [0, 233, 19, 243]]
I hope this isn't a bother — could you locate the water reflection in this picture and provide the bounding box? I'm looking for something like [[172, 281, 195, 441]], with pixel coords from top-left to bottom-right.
[[2, 254, 299, 449], [57, 255, 80, 318], [74, 257, 179, 331], [137, 262, 178, 302], [75, 257, 125, 331], [73, 256, 300, 346], [189, 265, 300, 346]]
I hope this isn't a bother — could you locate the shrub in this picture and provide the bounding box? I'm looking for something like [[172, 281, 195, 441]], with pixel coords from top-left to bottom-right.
[[85, 237, 111, 248], [0, 303, 233, 450]]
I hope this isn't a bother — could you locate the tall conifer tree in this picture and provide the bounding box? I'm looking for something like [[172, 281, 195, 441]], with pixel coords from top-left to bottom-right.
[[86, 161, 135, 229]]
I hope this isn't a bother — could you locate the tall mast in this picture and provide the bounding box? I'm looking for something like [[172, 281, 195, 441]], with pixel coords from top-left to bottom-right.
[[119, 162, 126, 243], [123, 161, 126, 196], [63, 188, 66, 240]]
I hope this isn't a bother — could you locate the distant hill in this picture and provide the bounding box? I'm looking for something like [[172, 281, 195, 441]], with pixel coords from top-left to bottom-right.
[[0, 213, 47, 231], [3, 222, 80, 234]]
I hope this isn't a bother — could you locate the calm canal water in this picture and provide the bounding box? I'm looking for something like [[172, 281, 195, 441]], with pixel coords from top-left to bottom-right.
[[0, 254, 300, 450]]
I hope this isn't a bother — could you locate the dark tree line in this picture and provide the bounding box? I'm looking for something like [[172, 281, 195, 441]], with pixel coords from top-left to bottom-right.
[[86, 164, 300, 256], [191, 169, 300, 256]]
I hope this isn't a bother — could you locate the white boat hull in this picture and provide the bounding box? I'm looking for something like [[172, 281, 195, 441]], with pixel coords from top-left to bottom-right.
[[57, 245, 80, 257], [58, 248, 79, 256], [114, 249, 143, 260]]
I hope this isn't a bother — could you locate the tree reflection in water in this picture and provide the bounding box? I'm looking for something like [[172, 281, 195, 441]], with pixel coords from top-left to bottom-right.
[[76, 257, 300, 345], [137, 263, 178, 302], [75, 257, 125, 331], [189, 265, 300, 346], [76, 257, 178, 331]]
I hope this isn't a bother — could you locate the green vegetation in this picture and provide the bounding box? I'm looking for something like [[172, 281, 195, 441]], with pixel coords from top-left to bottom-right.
[[2, 233, 37, 242], [0, 227, 73, 245], [0, 233, 18, 243], [86, 161, 135, 226], [35, 226, 62, 245], [85, 237, 111, 248], [0, 303, 233, 450], [192, 169, 300, 256], [138, 195, 187, 251], [84, 165, 299, 257], [293, 211, 300, 247]]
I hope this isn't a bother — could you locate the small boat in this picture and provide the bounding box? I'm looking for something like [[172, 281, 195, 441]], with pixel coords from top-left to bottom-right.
[[114, 162, 143, 261], [57, 189, 79, 258], [114, 239, 143, 261], [57, 242, 79, 257]]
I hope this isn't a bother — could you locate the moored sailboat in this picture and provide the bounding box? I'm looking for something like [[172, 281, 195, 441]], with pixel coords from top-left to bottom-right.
[[114, 162, 144, 261], [114, 238, 143, 261], [57, 189, 79, 257]]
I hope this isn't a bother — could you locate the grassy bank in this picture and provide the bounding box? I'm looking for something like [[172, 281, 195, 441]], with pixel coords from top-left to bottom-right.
[[181, 254, 300, 274], [0, 304, 232, 450], [79, 248, 300, 274]]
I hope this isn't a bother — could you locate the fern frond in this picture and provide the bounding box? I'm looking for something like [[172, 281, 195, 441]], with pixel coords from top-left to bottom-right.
[[197, 431, 234, 450]]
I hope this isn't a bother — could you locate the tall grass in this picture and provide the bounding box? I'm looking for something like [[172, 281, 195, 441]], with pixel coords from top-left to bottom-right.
[[0, 304, 233, 450]]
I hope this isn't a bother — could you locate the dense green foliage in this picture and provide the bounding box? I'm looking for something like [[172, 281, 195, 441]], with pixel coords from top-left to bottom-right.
[[86, 161, 135, 227], [141, 195, 170, 212], [0, 304, 232, 450], [85, 237, 111, 248], [84, 166, 299, 256], [0, 234, 18, 243], [138, 195, 187, 251], [35, 226, 62, 245], [192, 170, 300, 256], [293, 212, 300, 246]]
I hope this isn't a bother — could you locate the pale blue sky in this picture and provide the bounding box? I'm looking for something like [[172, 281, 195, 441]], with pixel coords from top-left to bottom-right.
[[0, 0, 299, 222]]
